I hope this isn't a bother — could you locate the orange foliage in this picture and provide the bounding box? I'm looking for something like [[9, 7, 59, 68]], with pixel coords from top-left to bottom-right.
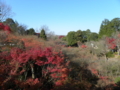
[[20, 38, 43, 48], [4, 34, 45, 49], [61, 68, 69, 74], [55, 80, 63, 86]]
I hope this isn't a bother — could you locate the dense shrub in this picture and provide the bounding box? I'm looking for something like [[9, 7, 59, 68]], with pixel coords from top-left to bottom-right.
[[106, 51, 114, 58], [0, 47, 70, 90], [66, 31, 77, 46], [115, 77, 120, 85], [0, 23, 11, 33]]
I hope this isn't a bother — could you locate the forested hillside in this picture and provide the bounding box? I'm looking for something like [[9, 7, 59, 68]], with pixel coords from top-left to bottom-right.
[[1, 1, 120, 90]]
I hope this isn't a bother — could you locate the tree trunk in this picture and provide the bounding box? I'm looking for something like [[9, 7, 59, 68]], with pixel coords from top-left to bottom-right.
[[118, 48, 120, 55], [77, 41, 82, 47], [117, 45, 120, 55], [30, 63, 35, 79], [104, 54, 108, 62]]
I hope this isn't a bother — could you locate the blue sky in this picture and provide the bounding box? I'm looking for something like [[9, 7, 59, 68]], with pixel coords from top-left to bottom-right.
[[3, 0, 120, 35]]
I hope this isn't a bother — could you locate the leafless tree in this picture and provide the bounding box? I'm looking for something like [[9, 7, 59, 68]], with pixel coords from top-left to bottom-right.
[[40, 25, 50, 33], [40, 25, 56, 40], [17, 24, 27, 35], [0, 1, 14, 21], [86, 38, 110, 62]]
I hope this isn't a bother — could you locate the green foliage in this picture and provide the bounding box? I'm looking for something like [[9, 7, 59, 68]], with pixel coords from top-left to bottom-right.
[[111, 18, 120, 31], [67, 31, 77, 46], [99, 18, 120, 39], [115, 77, 120, 85], [4, 18, 27, 35], [89, 32, 98, 41], [3, 18, 17, 33], [40, 29, 47, 40], [76, 30, 83, 42], [26, 28, 35, 35], [82, 30, 90, 42], [99, 19, 112, 38], [66, 29, 98, 46], [106, 51, 114, 58], [62, 36, 67, 41], [66, 29, 91, 46]]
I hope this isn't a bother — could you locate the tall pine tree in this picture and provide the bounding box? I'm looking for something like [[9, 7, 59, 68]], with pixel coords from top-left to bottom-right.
[[99, 19, 114, 38], [40, 29, 47, 40]]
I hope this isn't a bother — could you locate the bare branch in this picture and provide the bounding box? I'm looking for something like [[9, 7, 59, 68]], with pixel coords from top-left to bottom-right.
[[0, 1, 13, 21]]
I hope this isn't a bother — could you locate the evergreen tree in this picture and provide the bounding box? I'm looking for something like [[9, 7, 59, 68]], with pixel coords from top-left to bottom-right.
[[67, 31, 77, 46], [98, 18, 120, 38], [3, 18, 17, 33], [26, 28, 35, 35], [99, 19, 114, 38], [76, 30, 83, 42], [89, 32, 98, 41], [85, 29, 91, 41], [40, 29, 47, 40], [110, 18, 120, 32], [75, 30, 91, 43]]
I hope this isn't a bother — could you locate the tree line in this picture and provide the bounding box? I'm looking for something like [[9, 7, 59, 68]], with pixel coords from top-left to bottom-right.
[[2, 17, 120, 46], [64, 18, 120, 46], [1, 1, 120, 46], [99, 18, 120, 38]]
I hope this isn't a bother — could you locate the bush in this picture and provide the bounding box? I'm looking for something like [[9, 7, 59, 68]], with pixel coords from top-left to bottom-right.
[[0, 47, 70, 90], [115, 77, 120, 85], [106, 51, 114, 58], [66, 31, 77, 46]]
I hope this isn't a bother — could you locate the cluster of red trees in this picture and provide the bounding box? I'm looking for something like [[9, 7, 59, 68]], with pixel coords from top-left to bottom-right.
[[0, 22, 119, 89], [106, 37, 116, 49], [0, 46, 70, 90], [0, 23, 11, 33], [59, 35, 65, 39]]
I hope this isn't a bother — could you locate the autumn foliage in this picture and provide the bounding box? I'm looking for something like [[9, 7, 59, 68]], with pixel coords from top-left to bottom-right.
[[81, 44, 87, 48], [0, 23, 11, 33], [59, 35, 65, 39], [106, 37, 116, 49], [0, 30, 120, 89], [0, 45, 70, 89]]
